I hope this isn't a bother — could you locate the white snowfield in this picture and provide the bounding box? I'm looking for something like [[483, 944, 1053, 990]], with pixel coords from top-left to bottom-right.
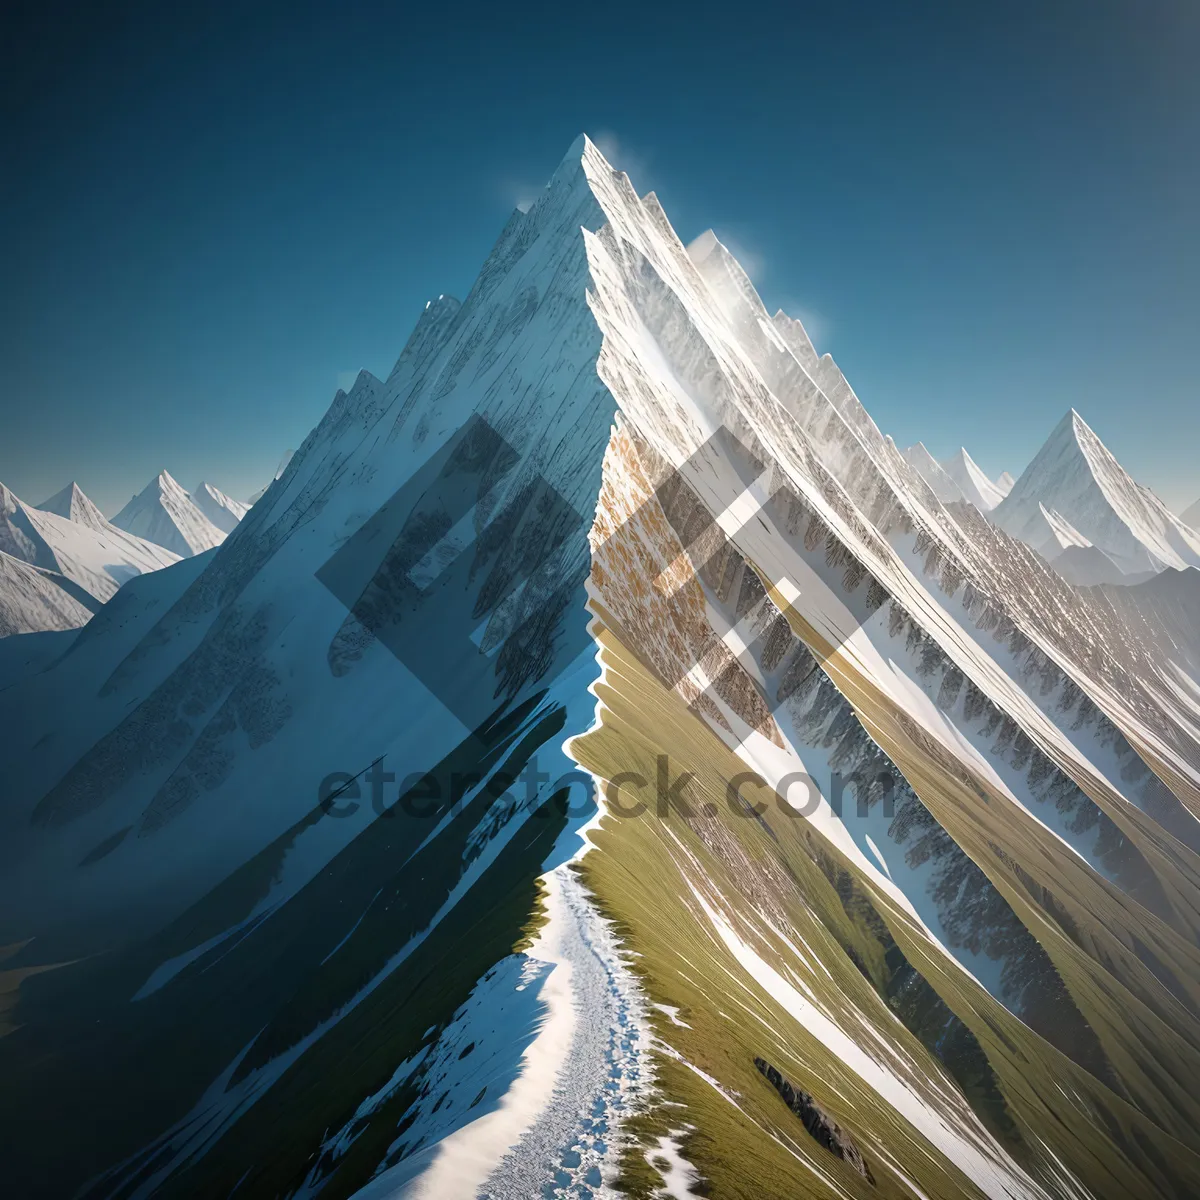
[[2, 135, 1198, 1199], [111, 469, 229, 557]]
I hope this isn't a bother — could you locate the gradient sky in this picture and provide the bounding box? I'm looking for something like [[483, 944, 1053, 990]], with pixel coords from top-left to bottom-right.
[[2, 0, 1198, 516]]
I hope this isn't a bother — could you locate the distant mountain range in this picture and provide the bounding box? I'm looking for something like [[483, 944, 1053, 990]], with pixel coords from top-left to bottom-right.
[[0, 470, 266, 638], [902, 412, 1200, 587], [0, 480, 178, 636]]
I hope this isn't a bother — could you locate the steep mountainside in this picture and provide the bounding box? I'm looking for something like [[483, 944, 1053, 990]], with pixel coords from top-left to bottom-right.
[[2, 138, 1199, 1200], [994, 410, 1200, 575], [111, 470, 227, 556]]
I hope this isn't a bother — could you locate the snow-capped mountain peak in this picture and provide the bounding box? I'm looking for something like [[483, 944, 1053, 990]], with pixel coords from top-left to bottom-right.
[[37, 481, 109, 531], [111, 469, 226, 557], [993, 408, 1200, 574], [995, 469, 1016, 497], [939, 446, 1006, 511]]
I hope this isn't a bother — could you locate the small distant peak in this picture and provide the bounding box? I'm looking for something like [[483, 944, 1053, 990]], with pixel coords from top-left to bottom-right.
[[39, 480, 106, 525]]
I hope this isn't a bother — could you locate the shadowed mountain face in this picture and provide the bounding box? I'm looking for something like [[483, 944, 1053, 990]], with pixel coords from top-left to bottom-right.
[[2, 137, 1200, 1200]]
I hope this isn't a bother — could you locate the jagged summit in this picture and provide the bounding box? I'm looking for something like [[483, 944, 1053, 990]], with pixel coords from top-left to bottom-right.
[[38, 481, 109, 530], [111, 469, 226, 557], [994, 407, 1200, 575]]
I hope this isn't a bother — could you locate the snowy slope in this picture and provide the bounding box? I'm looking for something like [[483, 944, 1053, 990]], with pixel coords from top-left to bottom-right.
[[1, 136, 1199, 1200], [940, 447, 1006, 510], [192, 481, 250, 534], [994, 409, 1200, 574], [0, 550, 98, 636], [111, 470, 227, 556]]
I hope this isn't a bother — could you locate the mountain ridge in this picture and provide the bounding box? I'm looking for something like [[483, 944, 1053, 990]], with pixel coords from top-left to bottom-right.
[[0, 135, 1198, 1200]]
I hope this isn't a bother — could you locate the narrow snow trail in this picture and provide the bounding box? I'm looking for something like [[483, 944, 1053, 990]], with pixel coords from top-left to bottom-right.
[[358, 867, 649, 1200]]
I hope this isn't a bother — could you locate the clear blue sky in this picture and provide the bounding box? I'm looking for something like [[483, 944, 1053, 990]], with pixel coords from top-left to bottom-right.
[[2, 0, 1197, 515]]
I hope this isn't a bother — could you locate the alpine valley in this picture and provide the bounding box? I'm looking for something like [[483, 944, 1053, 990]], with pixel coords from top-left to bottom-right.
[[3, 137, 1200, 1200]]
